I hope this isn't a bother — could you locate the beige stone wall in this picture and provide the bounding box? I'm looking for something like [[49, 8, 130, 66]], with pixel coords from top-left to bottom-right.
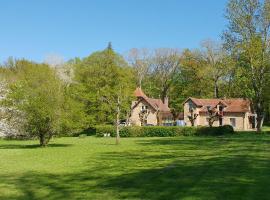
[[129, 100, 158, 126], [198, 113, 246, 130], [198, 114, 219, 127], [184, 100, 251, 130]]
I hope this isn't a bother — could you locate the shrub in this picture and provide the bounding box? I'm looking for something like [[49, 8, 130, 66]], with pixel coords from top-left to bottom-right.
[[219, 125, 234, 134], [196, 125, 235, 136], [94, 125, 234, 137], [95, 126, 197, 137], [96, 125, 116, 137]]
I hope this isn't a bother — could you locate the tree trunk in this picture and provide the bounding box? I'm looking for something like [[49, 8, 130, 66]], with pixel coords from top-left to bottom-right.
[[39, 133, 46, 147], [256, 115, 264, 132], [214, 81, 219, 98], [116, 96, 120, 145], [255, 100, 264, 132]]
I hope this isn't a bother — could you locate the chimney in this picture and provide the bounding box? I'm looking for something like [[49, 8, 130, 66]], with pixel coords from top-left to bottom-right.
[[164, 96, 169, 106]]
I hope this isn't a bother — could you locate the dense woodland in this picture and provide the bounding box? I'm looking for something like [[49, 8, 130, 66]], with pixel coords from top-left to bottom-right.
[[0, 0, 270, 146]]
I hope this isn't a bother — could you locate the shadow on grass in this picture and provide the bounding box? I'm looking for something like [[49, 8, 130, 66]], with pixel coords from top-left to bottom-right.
[[1, 154, 270, 200], [0, 143, 72, 149], [2, 136, 270, 199]]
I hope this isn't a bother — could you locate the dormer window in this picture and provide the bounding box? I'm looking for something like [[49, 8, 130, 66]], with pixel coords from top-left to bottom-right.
[[218, 105, 224, 111], [141, 105, 148, 111]]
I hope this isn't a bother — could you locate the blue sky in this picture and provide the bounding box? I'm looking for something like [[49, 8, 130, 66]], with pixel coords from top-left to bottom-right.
[[0, 0, 228, 63]]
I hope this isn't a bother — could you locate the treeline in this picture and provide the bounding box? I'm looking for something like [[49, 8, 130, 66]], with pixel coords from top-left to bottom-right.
[[0, 0, 270, 146]]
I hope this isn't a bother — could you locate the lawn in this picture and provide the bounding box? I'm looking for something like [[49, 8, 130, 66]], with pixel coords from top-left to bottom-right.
[[1, 134, 270, 200]]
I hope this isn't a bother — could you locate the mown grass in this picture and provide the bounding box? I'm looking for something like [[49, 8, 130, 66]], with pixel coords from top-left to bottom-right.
[[1, 133, 270, 200]]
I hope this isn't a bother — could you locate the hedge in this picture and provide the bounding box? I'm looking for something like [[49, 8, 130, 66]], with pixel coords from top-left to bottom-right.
[[94, 125, 234, 137]]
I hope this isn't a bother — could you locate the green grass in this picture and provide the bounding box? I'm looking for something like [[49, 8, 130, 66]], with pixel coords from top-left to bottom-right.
[[1, 134, 270, 200]]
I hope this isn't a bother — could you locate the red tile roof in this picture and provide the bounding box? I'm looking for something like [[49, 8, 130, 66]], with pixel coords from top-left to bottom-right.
[[134, 87, 147, 98], [185, 97, 251, 113], [134, 88, 170, 112]]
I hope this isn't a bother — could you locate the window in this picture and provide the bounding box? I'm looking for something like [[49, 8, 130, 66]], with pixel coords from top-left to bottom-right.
[[141, 105, 148, 111], [230, 118, 236, 127]]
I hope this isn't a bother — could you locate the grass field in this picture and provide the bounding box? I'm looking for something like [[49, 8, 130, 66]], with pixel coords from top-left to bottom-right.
[[1, 134, 270, 200]]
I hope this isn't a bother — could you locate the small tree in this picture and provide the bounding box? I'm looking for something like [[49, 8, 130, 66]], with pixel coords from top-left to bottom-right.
[[206, 106, 219, 127], [187, 108, 198, 126], [4, 60, 64, 146], [139, 109, 150, 126]]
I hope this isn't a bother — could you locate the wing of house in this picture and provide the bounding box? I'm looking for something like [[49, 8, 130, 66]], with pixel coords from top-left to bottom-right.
[[183, 97, 256, 130], [129, 88, 173, 126]]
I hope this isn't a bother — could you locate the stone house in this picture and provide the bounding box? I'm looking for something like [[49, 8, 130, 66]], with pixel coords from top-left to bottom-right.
[[129, 88, 173, 126], [183, 97, 257, 130]]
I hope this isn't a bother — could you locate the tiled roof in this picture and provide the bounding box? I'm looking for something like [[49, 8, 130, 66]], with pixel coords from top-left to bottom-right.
[[147, 98, 170, 112], [134, 87, 147, 98], [186, 97, 251, 113], [134, 88, 170, 112]]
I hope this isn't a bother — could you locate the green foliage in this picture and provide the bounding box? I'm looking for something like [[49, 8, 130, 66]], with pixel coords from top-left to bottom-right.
[[73, 47, 135, 126], [224, 0, 270, 131], [94, 126, 212, 137], [3, 60, 64, 146], [196, 125, 235, 136], [59, 85, 89, 136], [95, 125, 234, 137]]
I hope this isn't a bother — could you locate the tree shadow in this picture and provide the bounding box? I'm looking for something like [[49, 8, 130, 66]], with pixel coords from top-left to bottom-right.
[[1, 153, 270, 200], [0, 143, 72, 149], [1, 135, 270, 199]]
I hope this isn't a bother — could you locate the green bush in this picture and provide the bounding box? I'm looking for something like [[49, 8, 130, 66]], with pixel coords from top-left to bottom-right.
[[219, 125, 234, 134], [95, 126, 197, 137], [95, 125, 234, 137], [96, 125, 116, 137], [196, 125, 235, 136]]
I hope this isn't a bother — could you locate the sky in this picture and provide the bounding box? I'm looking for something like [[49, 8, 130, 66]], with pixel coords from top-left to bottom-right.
[[0, 0, 228, 63]]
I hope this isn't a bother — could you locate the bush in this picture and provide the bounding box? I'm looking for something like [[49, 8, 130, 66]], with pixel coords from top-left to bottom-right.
[[95, 125, 234, 137], [96, 125, 116, 137], [95, 126, 197, 137], [220, 125, 234, 134], [196, 125, 234, 136]]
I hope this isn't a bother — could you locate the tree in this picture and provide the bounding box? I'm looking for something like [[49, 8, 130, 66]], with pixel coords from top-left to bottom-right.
[[74, 45, 134, 144], [127, 48, 150, 88], [149, 48, 181, 103], [3, 60, 64, 146], [224, 0, 270, 131], [187, 108, 198, 126], [206, 106, 220, 127], [169, 49, 211, 114], [201, 39, 232, 98]]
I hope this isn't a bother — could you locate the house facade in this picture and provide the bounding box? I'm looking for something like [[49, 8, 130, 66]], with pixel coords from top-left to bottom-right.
[[183, 97, 257, 131], [129, 88, 173, 126]]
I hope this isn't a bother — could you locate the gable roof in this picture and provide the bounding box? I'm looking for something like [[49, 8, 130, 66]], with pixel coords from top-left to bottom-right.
[[133, 88, 170, 112], [134, 87, 147, 98], [184, 97, 251, 113]]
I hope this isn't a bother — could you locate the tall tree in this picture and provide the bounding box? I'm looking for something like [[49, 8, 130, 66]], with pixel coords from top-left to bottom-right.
[[201, 39, 232, 98], [127, 48, 150, 88], [150, 48, 181, 103], [74, 45, 134, 143], [170, 49, 211, 112], [224, 0, 270, 131], [3, 60, 64, 146]]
